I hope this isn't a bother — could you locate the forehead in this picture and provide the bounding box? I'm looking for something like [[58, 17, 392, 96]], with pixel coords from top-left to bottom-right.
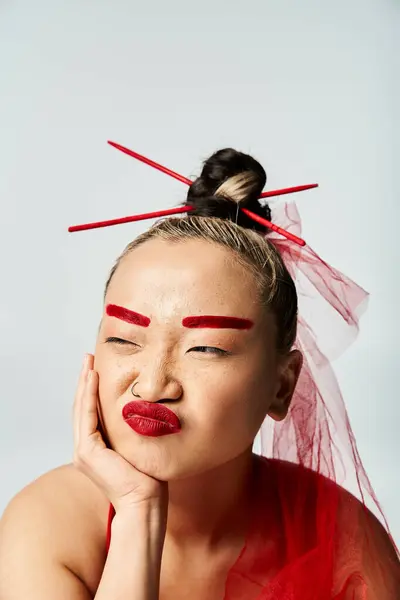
[[106, 238, 261, 319]]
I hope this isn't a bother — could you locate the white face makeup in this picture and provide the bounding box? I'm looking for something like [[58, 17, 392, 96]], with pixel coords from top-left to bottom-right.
[[94, 237, 295, 481]]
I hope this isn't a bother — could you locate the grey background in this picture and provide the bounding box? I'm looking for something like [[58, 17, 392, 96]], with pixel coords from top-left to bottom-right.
[[1, 0, 399, 543]]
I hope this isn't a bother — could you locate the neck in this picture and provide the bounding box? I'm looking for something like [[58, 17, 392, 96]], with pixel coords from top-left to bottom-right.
[[165, 448, 256, 553]]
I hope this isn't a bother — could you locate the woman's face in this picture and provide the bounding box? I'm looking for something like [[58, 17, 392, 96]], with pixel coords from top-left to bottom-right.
[[95, 237, 300, 480]]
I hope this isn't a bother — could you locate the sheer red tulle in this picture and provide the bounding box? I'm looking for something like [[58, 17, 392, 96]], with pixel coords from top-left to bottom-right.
[[264, 201, 376, 503], [104, 201, 400, 598], [224, 201, 400, 599]]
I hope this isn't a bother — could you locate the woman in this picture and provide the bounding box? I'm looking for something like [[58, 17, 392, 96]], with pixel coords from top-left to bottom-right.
[[0, 147, 399, 599]]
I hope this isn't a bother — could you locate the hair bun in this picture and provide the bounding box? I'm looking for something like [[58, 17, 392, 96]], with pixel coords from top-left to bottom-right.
[[184, 148, 271, 233]]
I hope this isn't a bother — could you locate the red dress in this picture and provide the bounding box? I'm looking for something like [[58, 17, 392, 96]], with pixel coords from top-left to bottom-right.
[[105, 456, 400, 599]]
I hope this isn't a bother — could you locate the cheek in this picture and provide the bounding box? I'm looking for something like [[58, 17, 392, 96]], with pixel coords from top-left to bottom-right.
[[192, 360, 277, 432], [94, 347, 135, 409]]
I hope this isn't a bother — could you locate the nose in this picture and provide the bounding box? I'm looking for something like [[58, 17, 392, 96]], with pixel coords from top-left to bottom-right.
[[132, 359, 183, 403]]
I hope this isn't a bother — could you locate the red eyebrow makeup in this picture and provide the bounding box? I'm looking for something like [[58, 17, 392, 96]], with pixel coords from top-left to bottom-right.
[[106, 304, 151, 327], [182, 316, 254, 330]]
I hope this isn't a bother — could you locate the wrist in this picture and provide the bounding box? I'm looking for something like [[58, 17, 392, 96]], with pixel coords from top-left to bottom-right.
[[112, 502, 167, 542], [114, 499, 167, 524]]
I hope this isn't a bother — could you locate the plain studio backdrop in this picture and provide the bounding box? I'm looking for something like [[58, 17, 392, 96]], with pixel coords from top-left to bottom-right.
[[0, 0, 399, 544]]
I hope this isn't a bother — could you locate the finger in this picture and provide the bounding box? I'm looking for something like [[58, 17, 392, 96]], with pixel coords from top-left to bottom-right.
[[79, 370, 104, 448], [73, 354, 92, 418], [97, 401, 111, 449], [73, 354, 93, 446]]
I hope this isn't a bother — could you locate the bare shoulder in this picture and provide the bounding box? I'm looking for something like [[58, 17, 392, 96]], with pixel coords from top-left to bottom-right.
[[0, 464, 110, 597]]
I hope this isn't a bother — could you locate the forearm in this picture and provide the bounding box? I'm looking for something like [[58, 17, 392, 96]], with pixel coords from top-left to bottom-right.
[[95, 505, 167, 600]]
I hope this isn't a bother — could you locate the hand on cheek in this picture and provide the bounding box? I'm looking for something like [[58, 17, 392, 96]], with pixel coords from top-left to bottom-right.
[[73, 353, 168, 516]]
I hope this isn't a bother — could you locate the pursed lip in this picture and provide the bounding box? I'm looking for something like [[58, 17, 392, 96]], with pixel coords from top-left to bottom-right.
[[122, 401, 182, 430]]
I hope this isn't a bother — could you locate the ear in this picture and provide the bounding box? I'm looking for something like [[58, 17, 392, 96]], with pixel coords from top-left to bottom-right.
[[267, 350, 303, 422]]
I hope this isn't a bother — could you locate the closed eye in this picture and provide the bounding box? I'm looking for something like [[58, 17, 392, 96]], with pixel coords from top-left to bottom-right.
[[104, 339, 227, 355], [105, 337, 137, 346], [189, 346, 229, 356]]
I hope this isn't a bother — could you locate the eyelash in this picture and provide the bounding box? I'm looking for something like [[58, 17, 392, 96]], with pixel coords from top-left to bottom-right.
[[191, 346, 228, 356], [105, 337, 136, 346], [105, 338, 228, 355]]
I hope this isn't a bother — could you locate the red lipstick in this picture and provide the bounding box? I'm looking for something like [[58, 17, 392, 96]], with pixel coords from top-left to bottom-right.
[[122, 401, 181, 437]]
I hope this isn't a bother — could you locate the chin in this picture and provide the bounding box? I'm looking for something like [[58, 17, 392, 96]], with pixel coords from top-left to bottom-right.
[[110, 429, 247, 483], [113, 438, 182, 481], [116, 440, 221, 483]]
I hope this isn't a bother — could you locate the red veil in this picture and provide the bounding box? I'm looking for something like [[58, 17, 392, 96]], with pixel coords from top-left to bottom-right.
[[71, 143, 400, 598], [225, 202, 400, 599]]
